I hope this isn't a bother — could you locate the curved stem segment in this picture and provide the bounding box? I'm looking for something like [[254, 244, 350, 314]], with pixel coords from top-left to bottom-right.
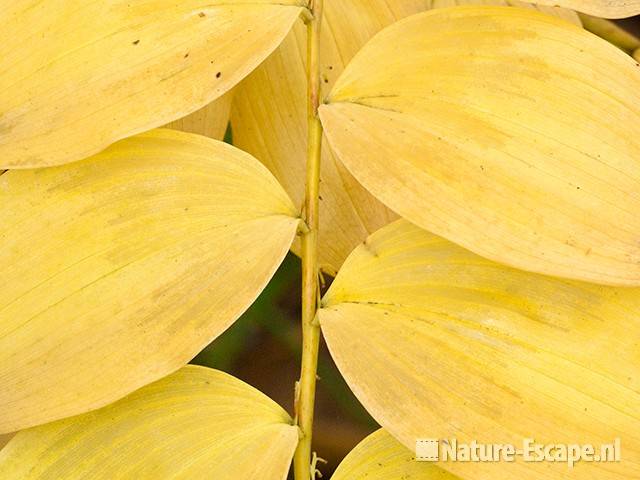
[[294, 1, 324, 479], [579, 13, 640, 54]]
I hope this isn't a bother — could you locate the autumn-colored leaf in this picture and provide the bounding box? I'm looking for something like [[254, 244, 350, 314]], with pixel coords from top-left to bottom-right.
[[165, 91, 233, 141], [521, 0, 640, 18], [0, 129, 300, 433], [333, 429, 459, 479], [429, 0, 579, 23], [0, 367, 298, 480], [319, 220, 640, 479], [0, 0, 303, 168], [320, 6, 640, 286], [231, 1, 579, 276]]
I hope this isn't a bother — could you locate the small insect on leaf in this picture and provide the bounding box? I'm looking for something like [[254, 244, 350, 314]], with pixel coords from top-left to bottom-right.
[[0, 367, 299, 480], [0, 129, 300, 434], [320, 6, 640, 286], [319, 220, 640, 480], [0, 0, 303, 168]]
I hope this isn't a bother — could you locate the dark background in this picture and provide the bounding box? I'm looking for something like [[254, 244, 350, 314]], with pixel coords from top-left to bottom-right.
[[618, 17, 640, 35]]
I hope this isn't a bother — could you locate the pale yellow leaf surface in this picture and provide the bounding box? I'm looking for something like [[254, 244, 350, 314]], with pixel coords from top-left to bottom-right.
[[0, 0, 304, 169], [319, 220, 640, 479], [0, 366, 298, 480], [0, 129, 300, 433], [232, 0, 417, 275], [429, 0, 580, 23], [231, 1, 578, 276], [165, 91, 233, 140], [332, 429, 459, 480], [521, 0, 640, 18], [320, 6, 640, 286]]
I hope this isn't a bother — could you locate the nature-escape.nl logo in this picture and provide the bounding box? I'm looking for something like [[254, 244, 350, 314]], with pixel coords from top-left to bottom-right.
[[415, 438, 621, 468]]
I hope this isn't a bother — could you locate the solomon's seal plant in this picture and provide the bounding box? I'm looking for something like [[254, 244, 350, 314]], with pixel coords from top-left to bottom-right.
[[0, 0, 639, 479]]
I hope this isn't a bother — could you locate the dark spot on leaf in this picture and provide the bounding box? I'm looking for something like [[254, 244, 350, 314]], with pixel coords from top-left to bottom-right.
[[198, 11, 206, 17], [132, 39, 140, 45], [216, 72, 222, 78], [184, 52, 189, 58]]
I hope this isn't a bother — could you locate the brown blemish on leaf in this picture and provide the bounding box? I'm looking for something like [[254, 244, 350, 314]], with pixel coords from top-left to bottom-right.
[[132, 39, 140, 45]]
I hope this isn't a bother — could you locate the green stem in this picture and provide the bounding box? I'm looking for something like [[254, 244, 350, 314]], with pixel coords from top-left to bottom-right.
[[579, 13, 640, 53], [294, 1, 324, 479]]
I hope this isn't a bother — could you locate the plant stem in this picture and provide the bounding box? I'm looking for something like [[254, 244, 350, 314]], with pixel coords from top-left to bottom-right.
[[294, 1, 324, 479], [578, 13, 640, 53]]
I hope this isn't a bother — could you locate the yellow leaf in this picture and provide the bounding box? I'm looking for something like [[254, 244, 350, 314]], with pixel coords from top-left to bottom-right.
[[231, 1, 415, 275], [231, 2, 578, 276], [520, 0, 640, 18], [0, 366, 298, 480], [319, 219, 640, 479], [332, 429, 459, 480], [429, 0, 580, 24], [0, 434, 13, 452], [165, 91, 233, 140], [0, 0, 304, 169], [0, 129, 300, 433], [319, 6, 640, 286]]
